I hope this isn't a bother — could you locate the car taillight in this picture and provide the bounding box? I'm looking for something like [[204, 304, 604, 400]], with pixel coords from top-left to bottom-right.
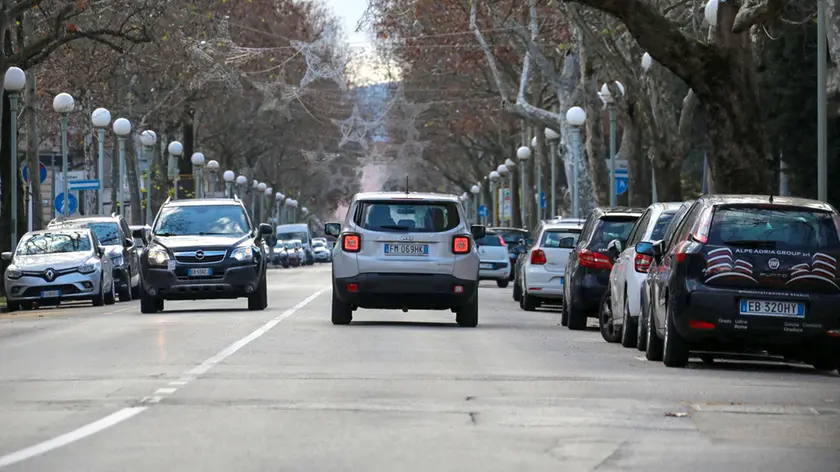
[[342, 233, 361, 252], [634, 253, 653, 273], [690, 208, 715, 243], [530, 249, 547, 265], [452, 235, 471, 254], [579, 249, 612, 269]]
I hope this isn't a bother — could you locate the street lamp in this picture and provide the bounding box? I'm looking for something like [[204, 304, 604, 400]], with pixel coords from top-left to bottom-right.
[[275, 192, 285, 224], [206, 160, 219, 196], [517, 146, 531, 227], [489, 170, 500, 227], [140, 130, 157, 225], [251, 180, 259, 218], [639, 54, 659, 202], [5, 67, 25, 249], [257, 182, 267, 223], [236, 175, 247, 199], [190, 152, 205, 198], [223, 170, 235, 198], [497, 164, 510, 227], [641, 52, 653, 72], [544, 127, 561, 218], [599, 81, 625, 206], [91, 107, 111, 214], [263, 186, 272, 224], [566, 106, 587, 218], [470, 184, 481, 224], [704, 0, 718, 26], [112, 117, 131, 217], [53, 92, 75, 219], [167, 141, 183, 199]]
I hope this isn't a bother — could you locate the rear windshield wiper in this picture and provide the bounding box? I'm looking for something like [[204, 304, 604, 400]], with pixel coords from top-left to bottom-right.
[[375, 225, 412, 231], [722, 239, 777, 248]]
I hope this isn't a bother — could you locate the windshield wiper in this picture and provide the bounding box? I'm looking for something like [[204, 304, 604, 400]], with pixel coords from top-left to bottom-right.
[[723, 239, 777, 248], [376, 225, 411, 231], [154, 233, 179, 237]]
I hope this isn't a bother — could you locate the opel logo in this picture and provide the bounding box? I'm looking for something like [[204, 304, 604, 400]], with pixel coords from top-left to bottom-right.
[[44, 269, 56, 281], [195, 250, 205, 260], [768, 258, 780, 270]]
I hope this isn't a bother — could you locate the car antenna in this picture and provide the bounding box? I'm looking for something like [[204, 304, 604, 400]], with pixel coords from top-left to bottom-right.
[[769, 194, 774, 204], [405, 175, 409, 195]]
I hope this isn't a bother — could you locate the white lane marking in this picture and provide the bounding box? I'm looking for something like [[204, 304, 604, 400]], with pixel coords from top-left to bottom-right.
[[0, 407, 147, 468], [0, 287, 328, 469], [168, 380, 188, 386], [155, 388, 177, 395], [634, 356, 647, 362]]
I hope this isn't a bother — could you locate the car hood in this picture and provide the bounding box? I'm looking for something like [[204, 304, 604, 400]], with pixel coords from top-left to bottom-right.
[[13, 252, 90, 271], [153, 235, 251, 250]]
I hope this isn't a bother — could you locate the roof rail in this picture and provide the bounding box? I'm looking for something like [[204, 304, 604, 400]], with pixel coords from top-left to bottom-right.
[[162, 196, 172, 206]]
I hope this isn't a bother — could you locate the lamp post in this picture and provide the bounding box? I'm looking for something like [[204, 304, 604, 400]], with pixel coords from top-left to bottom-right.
[[530, 135, 542, 219], [206, 160, 219, 196], [264, 186, 273, 223], [599, 81, 625, 206], [287, 198, 298, 222], [91, 108, 111, 214], [5, 67, 25, 249], [223, 170, 235, 198], [818, 0, 828, 201], [140, 130, 157, 225], [251, 180, 259, 219], [640, 53, 658, 202], [275, 192, 285, 225], [257, 182, 267, 223], [544, 127, 560, 218], [566, 106, 587, 218], [190, 153, 205, 198], [53, 93, 75, 218], [167, 141, 183, 200], [517, 146, 531, 227], [112, 117, 131, 217], [497, 164, 510, 227], [470, 184, 481, 224], [489, 171, 500, 227], [236, 175, 247, 199]]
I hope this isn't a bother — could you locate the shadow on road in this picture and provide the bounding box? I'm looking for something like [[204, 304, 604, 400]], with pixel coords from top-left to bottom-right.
[[348, 321, 457, 329], [688, 357, 838, 377]]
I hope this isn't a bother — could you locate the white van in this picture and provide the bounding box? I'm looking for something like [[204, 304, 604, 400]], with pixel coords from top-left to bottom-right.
[[275, 223, 314, 265]]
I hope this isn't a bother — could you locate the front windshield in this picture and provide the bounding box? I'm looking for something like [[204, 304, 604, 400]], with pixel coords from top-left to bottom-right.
[[277, 231, 308, 241], [17, 231, 92, 256], [313, 242, 325, 248], [66, 222, 120, 245], [154, 205, 250, 236]]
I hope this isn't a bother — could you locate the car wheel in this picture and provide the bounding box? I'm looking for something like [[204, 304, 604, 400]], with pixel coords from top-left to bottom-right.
[[92, 277, 106, 307], [248, 275, 268, 311], [512, 279, 522, 302], [662, 302, 690, 368], [6, 301, 19, 312], [131, 274, 141, 299], [599, 291, 621, 343], [621, 296, 638, 348], [645, 303, 664, 361], [456, 289, 478, 327], [105, 279, 116, 305], [521, 290, 537, 312], [118, 272, 132, 302], [561, 300, 569, 326], [140, 285, 160, 314], [567, 296, 587, 331], [496, 279, 509, 288], [331, 289, 353, 325], [637, 294, 648, 352]]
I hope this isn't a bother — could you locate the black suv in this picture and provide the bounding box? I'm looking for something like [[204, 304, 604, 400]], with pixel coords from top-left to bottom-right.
[[563, 207, 644, 330], [48, 214, 140, 302], [643, 195, 840, 372], [139, 198, 273, 313]]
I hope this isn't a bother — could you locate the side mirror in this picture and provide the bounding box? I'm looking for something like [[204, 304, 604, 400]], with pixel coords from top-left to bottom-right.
[[652, 240, 663, 260], [635, 241, 654, 257], [124, 238, 134, 248], [259, 223, 273, 236], [325, 222, 341, 238], [470, 224, 486, 240], [97, 247, 107, 257], [1, 251, 12, 261]]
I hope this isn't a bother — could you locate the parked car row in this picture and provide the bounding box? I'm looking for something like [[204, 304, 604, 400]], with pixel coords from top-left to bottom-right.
[[509, 196, 840, 375]]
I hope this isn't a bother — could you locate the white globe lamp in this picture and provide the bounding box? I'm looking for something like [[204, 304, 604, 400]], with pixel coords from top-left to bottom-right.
[[190, 152, 205, 167], [52, 93, 75, 113], [641, 52, 653, 72], [704, 0, 718, 26], [168, 141, 183, 156], [223, 170, 235, 182], [544, 128, 560, 140], [91, 108, 111, 128], [517, 146, 531, 161], [113, 117, 131, 136], [3, 67, 25, 92], [566, 107, 586, 126], [470, 185, 480, 194], [140, 130, 157, 147]]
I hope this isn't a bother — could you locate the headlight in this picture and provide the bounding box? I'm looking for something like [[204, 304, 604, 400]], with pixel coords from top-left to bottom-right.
[[78, 257, 98, 274], [231, 246, 254, 262], [110, 255, 124, 267], [6, 265, 21, 279], [148, 246, 170, 266]]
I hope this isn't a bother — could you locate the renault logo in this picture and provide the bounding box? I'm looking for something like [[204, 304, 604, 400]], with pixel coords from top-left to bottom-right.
[[195, 250, 205, 260], [44, 269, 56, 281]]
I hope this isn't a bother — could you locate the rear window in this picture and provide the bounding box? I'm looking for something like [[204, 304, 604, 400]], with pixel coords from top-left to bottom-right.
[[592, 217, 639, 244], [355, 201, 460, 233], [476, 233, 504, 246], [541, 229, 581, 248], [650, 211, 677, 241], [707, 206, 840, 249], [496, 230, 528, 245]]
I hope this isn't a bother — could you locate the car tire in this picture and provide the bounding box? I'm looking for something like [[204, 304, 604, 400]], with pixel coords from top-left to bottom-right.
[[567, 296, 587, 331], [92, 278, 106, 307], [118, 272, 132, 302], [131, 276, 141, 299], [599, 291, 621, 343], [496, 279, 509, 289], [512, 280, 522, 302], [456, 290, 479, 327], [140, 286, 160, 314], [6, 301, 19, 312], [248, 275, 268, 311], [522, 290, 537, 312], [662, 303, 690, 368], [637, 293, 648, 352], [645, 303, 664, 361], [104, 280, 116, 305], [331, 289, 353, 325], [561, 301, 569, 326], [621, 296, 638, 348]]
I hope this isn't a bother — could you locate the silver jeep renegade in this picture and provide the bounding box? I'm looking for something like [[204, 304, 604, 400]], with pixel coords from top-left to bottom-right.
[[325, 192, 486, 327]]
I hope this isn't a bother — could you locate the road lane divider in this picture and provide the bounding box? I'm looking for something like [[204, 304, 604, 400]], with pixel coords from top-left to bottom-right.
[[0, 287, 329, 469]]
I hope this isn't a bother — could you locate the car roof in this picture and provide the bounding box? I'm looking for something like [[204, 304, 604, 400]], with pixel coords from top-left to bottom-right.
[[596, 206, 646, 216], [51, 216, 120, 224], [488, 227, 528, 233], [27, 228, 92, 235], [543, 222, 585, 230], [651, 202, 686, 211], [699, 194, 835, 211], [353, 192, 460, 203], [164, 198, 242, 207]]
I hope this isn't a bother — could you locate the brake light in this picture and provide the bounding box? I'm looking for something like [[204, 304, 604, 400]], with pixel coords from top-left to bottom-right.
[[634, 253, 653, 273], [531, 249, 547, 265], [688, 320, 715, 330], [579, 249, 612, 269], [690, 208, 715, 243], [452, 235, 471, 254], [342, 233, 361, 252]]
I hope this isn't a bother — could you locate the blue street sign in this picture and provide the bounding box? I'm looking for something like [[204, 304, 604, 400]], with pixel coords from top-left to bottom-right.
[[22, 162, 47, 184], [478, 205, 489, 218], [68, 179, 101, 190], [54, 192, 78, 215], [540, 192, 546, 209], [615, 169, 629, 196]]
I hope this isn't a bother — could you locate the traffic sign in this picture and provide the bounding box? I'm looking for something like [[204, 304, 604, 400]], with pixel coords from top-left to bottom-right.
[[54, 192, 78, 215], [68, 179, 100, 190], [478, 205, 489, 218], [540, 192, 546, 209], [22, 162, 47, 184], [615, 169, 629, 196]]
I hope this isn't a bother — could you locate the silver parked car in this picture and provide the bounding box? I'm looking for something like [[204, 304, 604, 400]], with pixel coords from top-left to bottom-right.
[[325, 192, 485, 327], [2, 228, 116, 311]]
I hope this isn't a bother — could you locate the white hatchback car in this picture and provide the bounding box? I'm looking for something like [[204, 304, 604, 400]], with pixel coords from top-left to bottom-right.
[[476, 230, 511, 287], [325, 192, 485, 327], [606, 202, 683, 346], [516, 220, 584, 311]]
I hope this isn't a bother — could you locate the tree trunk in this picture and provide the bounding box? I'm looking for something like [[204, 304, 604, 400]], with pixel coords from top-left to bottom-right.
[[180, 110, 195, 199], [23, 13, 41, 231], [125, 133, 142, 224], [620, 101, 649, 207]]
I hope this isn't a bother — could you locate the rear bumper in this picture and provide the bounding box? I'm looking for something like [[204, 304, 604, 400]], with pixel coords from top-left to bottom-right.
[[143, 263, 262, 300], [479, 261, 510, 280], [570, 271, 608, 313], [334, 273, 477, 310]]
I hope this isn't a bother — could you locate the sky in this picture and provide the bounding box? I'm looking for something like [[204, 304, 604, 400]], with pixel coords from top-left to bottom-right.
[[326, 0, 370, 47], [325, 0, 395, 84]]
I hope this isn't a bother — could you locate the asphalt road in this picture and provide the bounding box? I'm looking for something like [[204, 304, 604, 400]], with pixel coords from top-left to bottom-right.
[[1, 265, 838, 472]]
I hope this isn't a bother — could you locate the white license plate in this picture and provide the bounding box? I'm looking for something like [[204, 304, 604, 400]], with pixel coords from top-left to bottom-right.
[[739, 299, 805, 317], [384, 243, 429, 256], [188, 268, 213, 277], [40, 290, 61, 298], [480, 263, 493, 269]]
